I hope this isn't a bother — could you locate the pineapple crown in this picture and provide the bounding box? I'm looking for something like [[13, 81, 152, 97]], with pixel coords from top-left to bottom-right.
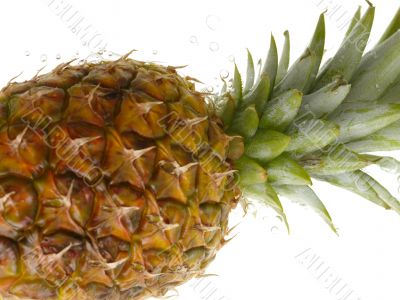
[[214, 3, 400, 232]]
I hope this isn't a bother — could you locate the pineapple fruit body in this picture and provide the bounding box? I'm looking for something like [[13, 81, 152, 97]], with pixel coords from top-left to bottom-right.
[[0, 60, 240, 299]]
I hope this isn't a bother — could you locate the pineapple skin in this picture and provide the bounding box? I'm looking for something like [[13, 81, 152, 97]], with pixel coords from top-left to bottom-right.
[[0, 59, 240, 299]]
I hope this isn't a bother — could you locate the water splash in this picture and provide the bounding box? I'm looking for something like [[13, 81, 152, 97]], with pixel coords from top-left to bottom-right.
[[40, 54, 48, 63], [220, 69, 229, 79], [209, 42, 220, 52], [271, 226, 279, 233], [190, 36, 198, 44], [206, 15, 221, 31]]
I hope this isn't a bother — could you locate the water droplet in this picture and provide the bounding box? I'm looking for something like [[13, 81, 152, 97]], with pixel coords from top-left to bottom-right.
[[271, 226, 279, 233], [152, 50, 158, 55], [206, 15, 221, 31], [82, 41, 87, 46], [207, 86, 214, 93], [375, 84, 380, 90], [228, 55, 235, 62], [209, 42, 220, 52], [189, 36, 198, 44], [40, 54, 47, 63], [56, 54, 61, 60], [24, 51, 31, 57], [220, 69, 229, 79]]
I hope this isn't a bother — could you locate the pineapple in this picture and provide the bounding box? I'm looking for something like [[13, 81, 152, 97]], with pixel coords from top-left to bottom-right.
[[0, 3, 400, 299]]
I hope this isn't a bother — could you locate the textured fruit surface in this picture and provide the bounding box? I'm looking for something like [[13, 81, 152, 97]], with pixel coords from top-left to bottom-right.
[[0, 58, 240, 299]]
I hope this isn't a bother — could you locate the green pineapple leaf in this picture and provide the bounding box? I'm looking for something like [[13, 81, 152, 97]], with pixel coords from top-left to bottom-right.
[[241, 74, 270, 113], [245, 129, 291, 163], [345, 31, 400, 102], [244, 49, 256, 94], [285, 119, 340, 154], [274, 185, 337, 234], [232, 63, 243, 106], [300, 145, 373, 176], [262, 34, 278, 95], [265, 153, 312, 186], [229, 104, 259, 138], [330, 102, 400, 143], [315, 171, 395, 210], [344, 6, 361, 37], [274, 14, 325, 95], [259, 89, 303, 131], [314, 4, 374, 89], [244, 182, 289, 232], [299, 79, 351, 118], [216, 94, 236, 129], [234, 156, 267, 186], [276, 30, 291, 84], [346, 120, 400, 152], [378, 7, 400, 44]]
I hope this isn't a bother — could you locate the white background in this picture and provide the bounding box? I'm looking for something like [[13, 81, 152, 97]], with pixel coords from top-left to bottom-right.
[[1, 0, 400, 299]]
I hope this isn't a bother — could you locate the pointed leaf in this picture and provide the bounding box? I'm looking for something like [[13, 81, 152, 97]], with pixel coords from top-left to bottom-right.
[[232, 64, 243, 106], [316, 171, 400, 212], [300, 145, 372, 176], [245, 129, 291, 163], [379, 81, 400, 104], [216, 94, 236, 128], [266, 153, 312, 186], [244, 49, 255, 94], [314, 5, 374, 89], [259, 89, 303, 131], [346, 120, 400, 152], [378, 8, 400, 44], [371, 156, 400, 174], [274, 185, 336, 233], [286, 119, 340, 154], [345, 7, 361, 38], [241, 74, 270, 113], [330, 102, 400, 143], [345, 31, 400, 102], [300, 79, 351, 118], [229, 105, 259, 138], [234, 156, 267, 186], [275, 14, 325, 95], [262, 35, 278, 94], [274, 49, 317, 96], [244, 182, 289, 231], [276, 31, 291, 83]]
